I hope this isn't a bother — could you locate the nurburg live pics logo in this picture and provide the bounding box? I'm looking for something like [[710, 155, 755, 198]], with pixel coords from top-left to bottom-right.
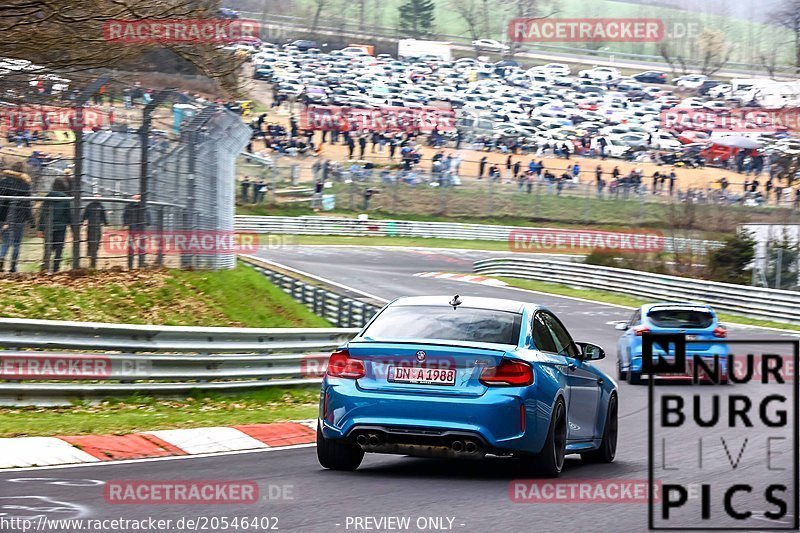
[[645, 334, 799, 530]]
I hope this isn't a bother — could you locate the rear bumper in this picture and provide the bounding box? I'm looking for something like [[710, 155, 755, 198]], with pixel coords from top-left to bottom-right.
[[630, 347, 729, 377], [319, 377, 551, 454]]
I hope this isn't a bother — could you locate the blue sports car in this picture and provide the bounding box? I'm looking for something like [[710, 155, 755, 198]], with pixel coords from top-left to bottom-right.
[[615, 302, 728, 384], [317, 295, 618, 477]]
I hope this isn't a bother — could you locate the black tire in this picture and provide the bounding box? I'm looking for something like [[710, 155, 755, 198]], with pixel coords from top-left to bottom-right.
[[628, 368, 643, 385], [617, 359, 627, 381], [316, 423, 364, 471], [532, 398, 567, 477], [583, 394, 618, 463]]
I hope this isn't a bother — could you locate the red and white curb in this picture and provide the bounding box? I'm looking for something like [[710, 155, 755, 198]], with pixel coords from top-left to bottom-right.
[[414, 272, 507, 287], [0, 420, 317, 469]]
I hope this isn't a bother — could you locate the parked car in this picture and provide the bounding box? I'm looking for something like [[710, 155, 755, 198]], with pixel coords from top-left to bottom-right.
[[472, 39, 510, 53], [318, 295, 618, 477], [673, 74, 709, 90], [615, 303, 728, 384], [697, 79, 724, 96], [579, 66, 621, 82], [632, 71, 668, 84], [540, 63, 571, 77], [287, 40, 318, 52]]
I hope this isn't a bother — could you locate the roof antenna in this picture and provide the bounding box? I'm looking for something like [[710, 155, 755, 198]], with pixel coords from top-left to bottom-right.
[[449, 294, 462, 309]]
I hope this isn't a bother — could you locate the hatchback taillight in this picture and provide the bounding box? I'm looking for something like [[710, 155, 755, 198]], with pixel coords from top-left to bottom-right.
[[326, 349, 365, 379], [713, 326, 727, 338], [480, 359, 533, 387], [633, 325, 650, 336]]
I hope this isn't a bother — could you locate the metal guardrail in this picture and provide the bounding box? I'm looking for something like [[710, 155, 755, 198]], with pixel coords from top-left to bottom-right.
[[234, 215, 722, 254], [473, 257, 800, 323], [0, 319, 359, 405], [239, 255, 384, 328]]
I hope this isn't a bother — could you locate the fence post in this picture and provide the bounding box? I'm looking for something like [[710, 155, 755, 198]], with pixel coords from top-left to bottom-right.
[[70, 78, 109, 270], [156, 205, 165, 266], [41, 200, 53, 272]]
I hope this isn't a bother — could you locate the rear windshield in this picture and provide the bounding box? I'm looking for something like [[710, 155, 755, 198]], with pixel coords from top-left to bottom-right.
[[362, 305, 522, 345], [648, 309, 714, 329]]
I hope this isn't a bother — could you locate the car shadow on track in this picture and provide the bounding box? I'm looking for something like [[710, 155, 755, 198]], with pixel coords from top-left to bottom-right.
[[347, 455, 636, 481]]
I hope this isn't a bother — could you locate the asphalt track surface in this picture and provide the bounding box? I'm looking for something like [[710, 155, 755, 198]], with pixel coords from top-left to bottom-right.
[[1, 246, 798, 533]]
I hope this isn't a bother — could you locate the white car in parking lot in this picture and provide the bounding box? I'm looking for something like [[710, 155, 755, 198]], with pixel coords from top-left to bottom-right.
[[579, 66, 621, 82], [471, 39, 510, 53], [539, 63, 571, 77], [673, 74, 708, 90]]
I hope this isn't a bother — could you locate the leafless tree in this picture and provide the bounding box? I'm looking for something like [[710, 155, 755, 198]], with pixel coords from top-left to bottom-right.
[[771, 0, 800, 71], [0, 0, 244, 93], [696, 29, 733, 76], [310, 0, 330, 31]]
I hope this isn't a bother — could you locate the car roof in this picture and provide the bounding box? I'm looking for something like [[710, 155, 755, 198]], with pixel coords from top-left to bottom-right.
[[391, 295, 530, 313], [642, 302, 715, 313]]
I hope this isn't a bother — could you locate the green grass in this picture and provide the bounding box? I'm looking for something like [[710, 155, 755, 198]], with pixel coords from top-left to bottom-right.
[[237, 201, 736, 240], [0, 265, 329, 437], [287, 234, 584, 253], [0, 387, 320, 437], [496, 276, 800, 332], [0, 263, 330, 327]]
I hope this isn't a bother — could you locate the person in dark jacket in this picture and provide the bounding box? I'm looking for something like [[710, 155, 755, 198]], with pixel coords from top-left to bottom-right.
[[82, 195, 108, 269], [37, 178, 71, 272], [0, 164, 33, 272], [122, 194, 150, 269]]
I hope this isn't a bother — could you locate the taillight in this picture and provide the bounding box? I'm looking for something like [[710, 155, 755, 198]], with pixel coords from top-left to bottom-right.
[[520, 403, 526, 432], [326, 349, 365, 379], [713, 326, 727, 338], [633, 325, 650, 336], [480, 359, 533, 387]]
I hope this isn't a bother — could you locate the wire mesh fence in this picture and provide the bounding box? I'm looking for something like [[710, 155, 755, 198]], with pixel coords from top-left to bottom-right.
[[0, 78, 252, 273], [235, 162, 800, 232]]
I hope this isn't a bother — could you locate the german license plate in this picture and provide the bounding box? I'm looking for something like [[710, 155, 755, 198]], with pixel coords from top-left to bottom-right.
[[388, 366, 456, 386]]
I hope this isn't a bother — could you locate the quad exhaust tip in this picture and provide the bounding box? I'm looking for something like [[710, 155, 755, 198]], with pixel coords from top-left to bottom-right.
[[356, 435, 368, 446], [451, 440, 464, 452], [464, 440, 478, 453]]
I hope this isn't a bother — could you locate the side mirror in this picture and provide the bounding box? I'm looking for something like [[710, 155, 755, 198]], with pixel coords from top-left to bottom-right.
[[576, 342, 605, 361], [613, 321, 628, 331]]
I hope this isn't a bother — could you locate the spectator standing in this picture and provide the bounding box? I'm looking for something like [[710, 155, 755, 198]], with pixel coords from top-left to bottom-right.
[[38, 178, 71, 272], [121, 194, 149, 270], [668, 169, 676, 196], [241, 176, 251, 203], [598, 137, 608, 160], [0, 163, 33, 272], [478, 156, 488, 179], [82, 195, 108, 269], [358, 135, 367, 159]]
